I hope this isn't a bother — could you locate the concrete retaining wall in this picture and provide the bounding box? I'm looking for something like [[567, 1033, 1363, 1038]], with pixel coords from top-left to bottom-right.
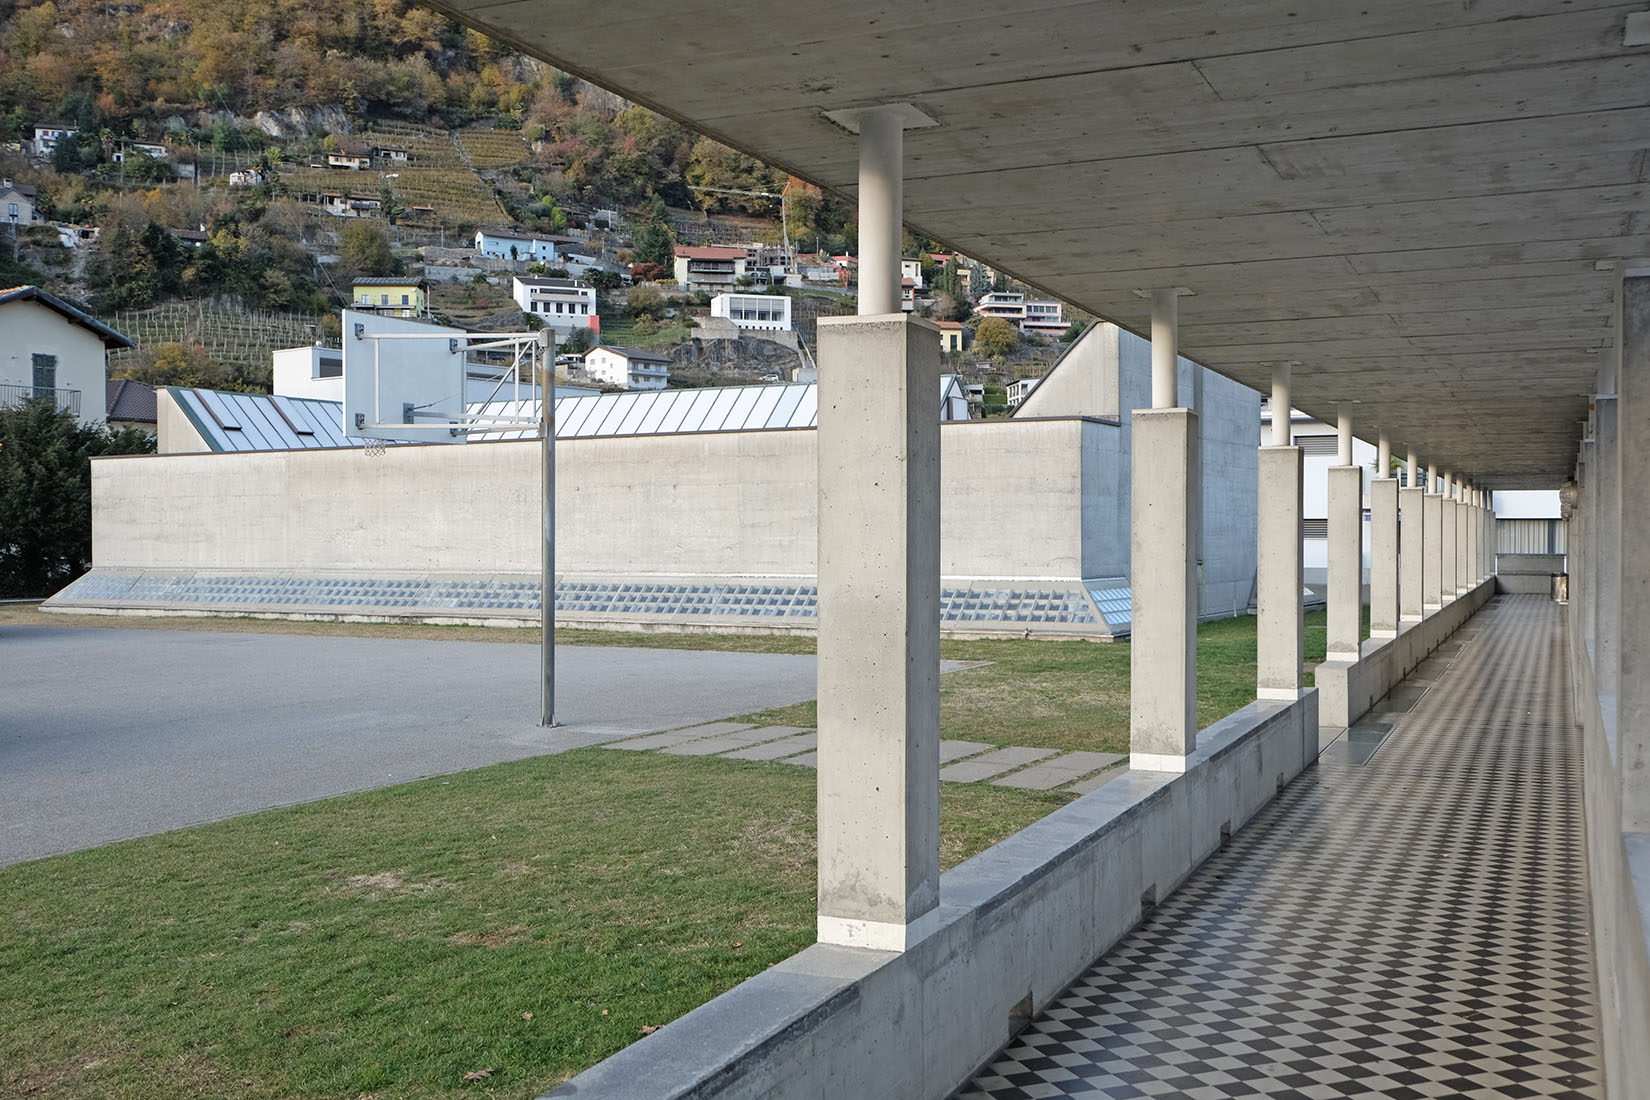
[[1315, 579, 1495, 729], [1496, 553, 1565, 596], [91, 419, 1116, 582], [543, 691, 1319, 1100]]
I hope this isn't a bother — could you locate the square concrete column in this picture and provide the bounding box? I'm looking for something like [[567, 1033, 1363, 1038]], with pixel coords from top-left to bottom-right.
[[1258, 446, 1305, 699], [1369, 477, 1399, 637], [1455, 494, 1470, 594], [1326, 465, 1362, 658], [1400, 486, 1425, 622], [1580, 439, 1597, 649], [1423, 492, 1444, 611], [1440, 497, 1458, 604], [1130, 409, 1199, 770], [1617, 276, 1650, 829], [815, 313, 941, 950], [1594, 396, 1620, 699]]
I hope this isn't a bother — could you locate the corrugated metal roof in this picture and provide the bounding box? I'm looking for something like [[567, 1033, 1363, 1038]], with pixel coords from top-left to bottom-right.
[[170, 376, 970, 451]]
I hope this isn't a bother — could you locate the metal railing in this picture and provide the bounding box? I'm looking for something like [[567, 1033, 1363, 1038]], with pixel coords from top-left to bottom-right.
[[0, 383, 81, 418]]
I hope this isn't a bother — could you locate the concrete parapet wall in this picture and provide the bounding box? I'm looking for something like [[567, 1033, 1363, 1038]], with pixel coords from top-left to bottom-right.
[[90, 419, 1114, 582], [1315, 579, 1494, 729], [541, 691, 1318, 1100]]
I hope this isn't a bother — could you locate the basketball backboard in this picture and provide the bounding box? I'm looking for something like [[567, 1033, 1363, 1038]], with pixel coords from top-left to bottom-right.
[[341, 310, 470, 444]]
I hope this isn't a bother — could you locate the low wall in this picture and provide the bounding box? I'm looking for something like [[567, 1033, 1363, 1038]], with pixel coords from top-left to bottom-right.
[[1315, 578, 1495, 729], [1570, 604, 1650, 1100], [1497, 552, 1565, 595], [541, 692, 1318, 1100]]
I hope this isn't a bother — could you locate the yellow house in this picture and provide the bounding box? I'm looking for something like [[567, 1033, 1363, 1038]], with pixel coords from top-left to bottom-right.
[[937, 320, 964, 354], [352, 277, 427, 319]]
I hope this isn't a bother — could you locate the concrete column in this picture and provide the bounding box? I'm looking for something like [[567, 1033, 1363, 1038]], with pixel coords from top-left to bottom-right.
[[1455, 482, 1470, 595], [1151, 289, 1179, 410], [1620, 275, 1650, 829], [1327, 461, 1362, 658], [1423, 484, 1444, 612], [1258, 443, 1304, 699], [1130, 409, 1198, 769], [1466, 489, 1480, 585], [815, 313, 942, 950], [1270, 363, 1291, 447], [1440, 475, 1457, 605], [1370, 474, 1399, 638], [1400, 480, 1425, 622], [1581, 437, 1597, 651], [856, 108, 904, 316], [1594, 396, 1620, 699]]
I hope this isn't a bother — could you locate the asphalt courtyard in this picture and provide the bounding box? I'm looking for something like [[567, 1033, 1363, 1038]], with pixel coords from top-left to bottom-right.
[[1, 624, 821, 867]]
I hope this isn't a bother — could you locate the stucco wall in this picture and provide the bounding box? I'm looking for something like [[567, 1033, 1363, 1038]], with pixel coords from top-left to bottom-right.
[[0, 299, 110, 426]]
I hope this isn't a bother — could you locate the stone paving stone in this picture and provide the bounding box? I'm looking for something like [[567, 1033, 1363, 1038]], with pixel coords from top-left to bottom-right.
[[604, 722, 756, 751], [780, 751, 817, 768], [719, 732, 817, 761], [939, 739, 995, 763], [1066, 766, 1129, 795], [993, 751, 1126, 790], [662, 725, 813, 756], [939, 746, 1058, 783]]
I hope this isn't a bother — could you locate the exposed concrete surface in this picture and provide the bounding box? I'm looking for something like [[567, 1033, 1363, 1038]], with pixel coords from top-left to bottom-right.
[[0, 626, 819, 867]]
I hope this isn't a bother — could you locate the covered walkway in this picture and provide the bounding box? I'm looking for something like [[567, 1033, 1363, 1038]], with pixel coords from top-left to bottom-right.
[[963, 595, 1603, 1100]]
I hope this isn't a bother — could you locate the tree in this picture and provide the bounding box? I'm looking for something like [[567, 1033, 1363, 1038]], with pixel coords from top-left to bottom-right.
[[0, 400, 153, 597], [339, 221, 397, 276], [586, 269, 623, 292], [626, 281, 666, 319], [631, 216, 674, 272], [974, 316, 1020, 358]]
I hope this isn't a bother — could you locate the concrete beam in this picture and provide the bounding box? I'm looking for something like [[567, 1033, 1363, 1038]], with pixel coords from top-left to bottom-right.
[[1326, 465, 1362, 658], [1619, 277, 1650, 830], [1257, 445, 1304, 699], [816, 313, 942, 950], [1130, 409, 1198, 769], [1370, 477, 1399, 638]]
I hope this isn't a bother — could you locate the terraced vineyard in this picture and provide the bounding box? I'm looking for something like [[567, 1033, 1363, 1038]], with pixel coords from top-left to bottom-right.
[[458, 128, 530, 167], [387, 168, 505, 226], [107, 301, 323, 388], [364, 122, 469, 169]]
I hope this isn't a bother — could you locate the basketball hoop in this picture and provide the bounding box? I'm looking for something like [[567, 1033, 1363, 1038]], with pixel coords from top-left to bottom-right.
[[363, 437, 387, 458]]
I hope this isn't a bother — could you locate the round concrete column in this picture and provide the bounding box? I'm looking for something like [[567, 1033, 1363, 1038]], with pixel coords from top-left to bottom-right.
[[1151, 289, 1178, 409], [1271, 364, 1292, 446], [856, 108, 904, 316]]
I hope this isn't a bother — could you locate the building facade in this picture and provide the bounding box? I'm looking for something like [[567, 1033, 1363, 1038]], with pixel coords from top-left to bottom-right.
[[512, 277, 598, 337], [673, 246, 748, 290], [0, 285, 133, 426], [583, 345, 671, 390], [351, 278, 427, 318], [709, 292, 793, 332]]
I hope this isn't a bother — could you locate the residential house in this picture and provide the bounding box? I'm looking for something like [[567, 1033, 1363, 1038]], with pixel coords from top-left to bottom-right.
[[351, 277, 427, 318], [900, 258, 924, 289], [2, 179, 40, 226], [475, 229, 574, 264], [1022, 299, 1067, 337], [673, 245, 748, 290], [105, 378, 158, 435], [372, 145, 410, 165], [327, 153, 371, 170], [710, 292, 792, 332], [583, 345, 671, 390], [170, 228, 209, 249], [512, 277, 599, 338], [29, 125, 76, 160], [112, 142, 168, 163], [272, 345, 345, 402], [0, 285, 134, 426], [228, 169, 264, 187], [937, 320, 964, 353], [977, 291, 1027, 323], [1005, 377, 1040, 409], [901, 278, 917, 312], [320, 192, 380, 217]]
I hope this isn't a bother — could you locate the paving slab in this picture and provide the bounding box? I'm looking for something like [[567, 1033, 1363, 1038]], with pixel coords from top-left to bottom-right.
[[1067, 767, 1130, 795], [780, 751, 818, 768], [605, 722, 757, 751], [661, 725, 813, 756], [719, 732, 817, 761], [939, 739, 995, 763], [939, 746, 1058, 783], [993, 751, 1126, 790]]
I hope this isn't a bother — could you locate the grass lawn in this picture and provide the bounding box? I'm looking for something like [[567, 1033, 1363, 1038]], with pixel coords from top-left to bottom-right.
[[0, 751, 1065, 1100], [0, 601, 1341, 1097]]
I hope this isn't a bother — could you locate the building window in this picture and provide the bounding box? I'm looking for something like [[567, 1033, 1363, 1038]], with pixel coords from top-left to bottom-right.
[[401, 294, 409, 305], [6, 203, 15, 218], [380, 294, 389, 305], [31, 353, 56, 396], [317, 358, 342, 379]]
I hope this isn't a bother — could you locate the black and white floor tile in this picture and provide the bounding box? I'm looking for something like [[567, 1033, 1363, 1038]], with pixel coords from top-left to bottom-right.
[[957, 596, 1602, 1100]]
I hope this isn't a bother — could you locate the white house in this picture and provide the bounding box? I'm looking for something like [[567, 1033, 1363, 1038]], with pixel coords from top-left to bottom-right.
[[1022, 300, 1066, 336], [512, 277, 598, 337], [272, 345, 345, 402], [584, 345, 671, 390], [112, 142, 168, 163], [0, 285, 134, 426], [228, 169, 264, 187], [327, 153, 371, 171], [673, 246, 748, 290], [709, 292, 792, 332], [476, 230, 573, 264], [900, 257, 924, 289], [29, 125, 75, 159], [2, 179, 39, 230], [977, 291, 1027, 322], [1005, 377, 1040, 409]]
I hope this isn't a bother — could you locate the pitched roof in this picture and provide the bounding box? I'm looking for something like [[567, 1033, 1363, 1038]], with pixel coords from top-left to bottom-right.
[[106, 378, 157, 424], [594, 344, 673, 364], [675, 245, 747, 261], [0, 285, 134, 349], [515, 276, 591, 289], [0, 180, 36, 197], [352, 276, 424, 287]]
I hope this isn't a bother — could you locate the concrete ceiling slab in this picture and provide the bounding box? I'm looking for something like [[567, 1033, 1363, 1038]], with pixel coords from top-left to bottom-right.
[[429, 0, 1650, 486]]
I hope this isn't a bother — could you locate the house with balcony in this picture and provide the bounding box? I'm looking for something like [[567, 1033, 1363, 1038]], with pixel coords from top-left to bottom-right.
[[351, 277, 427, 319], [976, 290, 1028, 322], [710, 292, 792, 332], [28, 124, 76, 160], [0, 285, 133, 426], [112, 142, 168, 163], [512, 277, 599, 338], [673, 246, 748, 290], [327, 153, 371, 171], [1022, 299, 1067, 337], [583, 345, 671, 390], [2, 179, 39, 227]]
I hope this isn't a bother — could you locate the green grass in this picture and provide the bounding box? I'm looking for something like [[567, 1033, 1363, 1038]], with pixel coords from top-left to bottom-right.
[[0, 751, 1065, 1100]]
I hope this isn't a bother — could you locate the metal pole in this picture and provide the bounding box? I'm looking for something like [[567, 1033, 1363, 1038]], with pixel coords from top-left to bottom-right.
[[540, 329, 557, 727]]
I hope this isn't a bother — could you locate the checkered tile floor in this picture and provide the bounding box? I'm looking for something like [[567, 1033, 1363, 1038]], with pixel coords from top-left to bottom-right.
[[958, 595, 1603, 1100]]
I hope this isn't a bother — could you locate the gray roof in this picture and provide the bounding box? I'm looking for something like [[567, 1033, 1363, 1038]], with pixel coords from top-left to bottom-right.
[[352, 276, 424, 287], [594, 344, 673, 364], [0, 285, 134, 349], [106, 379, 157, 424]]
